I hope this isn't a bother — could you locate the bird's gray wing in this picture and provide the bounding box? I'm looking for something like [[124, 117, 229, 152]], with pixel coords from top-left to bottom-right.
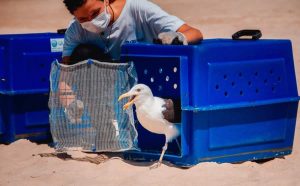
[[159, 98, 175, 123]]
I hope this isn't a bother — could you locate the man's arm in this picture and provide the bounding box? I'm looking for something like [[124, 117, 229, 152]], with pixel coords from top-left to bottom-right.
[[61, 20, 83, 65], [133, 0, 203, 45], [158, 24, 203, 45], [177, 24, 203, 44]]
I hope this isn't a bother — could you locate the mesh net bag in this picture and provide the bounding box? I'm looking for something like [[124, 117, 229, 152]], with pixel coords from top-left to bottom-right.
[[49, 59, 138, 152]]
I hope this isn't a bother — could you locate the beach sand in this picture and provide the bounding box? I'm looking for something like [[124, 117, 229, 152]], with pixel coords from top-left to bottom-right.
[[0, 0, 300, 185]]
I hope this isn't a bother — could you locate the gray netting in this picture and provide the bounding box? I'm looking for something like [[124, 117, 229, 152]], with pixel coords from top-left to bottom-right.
[[49, 59, 138, 152]]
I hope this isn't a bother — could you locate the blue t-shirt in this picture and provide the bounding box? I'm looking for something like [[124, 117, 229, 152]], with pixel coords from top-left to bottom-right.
[[63, 0, 185, 60]]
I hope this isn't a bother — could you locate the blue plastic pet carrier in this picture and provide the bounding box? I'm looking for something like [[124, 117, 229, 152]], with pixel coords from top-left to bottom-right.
[[0, 33, 64, 143], [120, 32, 300, 166]]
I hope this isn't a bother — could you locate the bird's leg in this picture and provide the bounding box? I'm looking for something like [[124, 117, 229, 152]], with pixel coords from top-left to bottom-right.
[[149, 143, 168, 169], [158, 143, 168, 163]]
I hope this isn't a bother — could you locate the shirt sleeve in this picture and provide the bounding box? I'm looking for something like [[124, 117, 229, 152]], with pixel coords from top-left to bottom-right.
[[62, 20, 82, 57], [133, 0, 185, 34]]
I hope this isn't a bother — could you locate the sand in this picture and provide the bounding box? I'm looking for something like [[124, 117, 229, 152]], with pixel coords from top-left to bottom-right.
[[0, 0, 300, 185]]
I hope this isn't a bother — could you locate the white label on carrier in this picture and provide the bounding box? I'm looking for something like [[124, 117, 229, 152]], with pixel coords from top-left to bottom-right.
[[50, 38, 64, 52]]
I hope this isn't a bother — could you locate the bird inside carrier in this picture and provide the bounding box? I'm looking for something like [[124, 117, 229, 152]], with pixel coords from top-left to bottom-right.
[[48, 59, 138, 152]]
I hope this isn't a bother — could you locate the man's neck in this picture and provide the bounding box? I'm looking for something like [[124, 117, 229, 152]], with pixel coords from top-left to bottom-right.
[[108, 0, 126, 24]]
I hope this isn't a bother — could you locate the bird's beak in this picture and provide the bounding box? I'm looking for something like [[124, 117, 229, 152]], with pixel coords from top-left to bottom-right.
[[118, 92, 137, 110]]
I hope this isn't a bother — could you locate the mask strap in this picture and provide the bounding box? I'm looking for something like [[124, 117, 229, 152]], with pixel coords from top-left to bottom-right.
[[107, 0, 114, 23], [105, 0, 109, 7], [104, 0, 109, 14]]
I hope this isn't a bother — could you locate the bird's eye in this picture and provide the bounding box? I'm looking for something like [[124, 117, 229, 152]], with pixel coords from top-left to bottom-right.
[[136, 88, 141, 92]]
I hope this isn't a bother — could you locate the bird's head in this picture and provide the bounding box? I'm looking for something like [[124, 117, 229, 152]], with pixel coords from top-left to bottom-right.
[[118, 84, 153, 110]]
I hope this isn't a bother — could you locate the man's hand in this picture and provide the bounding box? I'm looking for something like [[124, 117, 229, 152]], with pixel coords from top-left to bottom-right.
[[158, 31, 188, 45], [65, 99, 84, 124]]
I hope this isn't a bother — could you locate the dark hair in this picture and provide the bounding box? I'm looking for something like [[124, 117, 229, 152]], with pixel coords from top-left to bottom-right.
[[70, 43, 113, 65], [63, 0, 87, 14]]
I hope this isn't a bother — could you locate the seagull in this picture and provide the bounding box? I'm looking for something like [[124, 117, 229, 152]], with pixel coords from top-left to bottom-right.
[[118, 84, 180, 169]]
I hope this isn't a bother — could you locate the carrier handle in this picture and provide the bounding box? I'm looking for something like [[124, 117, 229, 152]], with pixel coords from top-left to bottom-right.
[[232, 30, 262, 40]]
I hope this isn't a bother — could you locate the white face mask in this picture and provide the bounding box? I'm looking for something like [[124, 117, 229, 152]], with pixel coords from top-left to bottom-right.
[[81, 5, 111, 33]]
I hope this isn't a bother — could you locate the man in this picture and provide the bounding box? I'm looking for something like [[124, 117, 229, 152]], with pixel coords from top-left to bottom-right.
[[62, 0, 203, 64]]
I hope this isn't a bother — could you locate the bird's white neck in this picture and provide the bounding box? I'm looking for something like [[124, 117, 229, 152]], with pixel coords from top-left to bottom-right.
[[134, 95, 154, 108]]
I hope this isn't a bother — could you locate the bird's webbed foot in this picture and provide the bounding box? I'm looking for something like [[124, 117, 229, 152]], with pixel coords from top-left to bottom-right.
[[149, 161, 162, 170]]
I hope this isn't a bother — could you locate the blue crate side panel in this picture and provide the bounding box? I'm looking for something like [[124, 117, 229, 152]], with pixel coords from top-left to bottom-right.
[[0, 94, 51, 143], [0, 33, 64, 94], [187, 101, 298, 163]]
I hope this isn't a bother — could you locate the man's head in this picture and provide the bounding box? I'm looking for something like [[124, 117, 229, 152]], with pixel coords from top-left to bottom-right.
[[69, 43, 112, 65], [63, 0, 86, 15], [63, 0, 106, 23]]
